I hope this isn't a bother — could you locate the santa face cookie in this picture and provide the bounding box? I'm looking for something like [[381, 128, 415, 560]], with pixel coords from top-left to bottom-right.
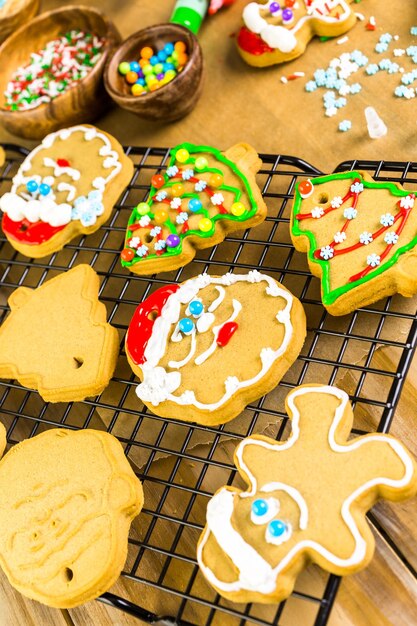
[[291, 171, 417, 315], [0, 264, 119, 402], [0, 428, 143, 608], [237, 1, 357, 67], [197, 384, 417, 604], [125, 271, 306, 425], [121, 142, 267, 274], [0, 125, 133, 258]]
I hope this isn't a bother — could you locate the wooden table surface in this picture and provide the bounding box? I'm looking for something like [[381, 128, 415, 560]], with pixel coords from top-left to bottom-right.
[[1, 0, 417, 625]]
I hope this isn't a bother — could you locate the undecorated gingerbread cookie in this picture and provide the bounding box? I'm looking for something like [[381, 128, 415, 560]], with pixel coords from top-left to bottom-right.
[[197, 384, 417, 603], [0, 264, 119, 401], [126, 270, 306, 425], [237, 1, 357, 67], [0, 125, 133, 258], [291, 171, 417, 315], [0, 428, 143, 608], [121, 142, 267, 274]]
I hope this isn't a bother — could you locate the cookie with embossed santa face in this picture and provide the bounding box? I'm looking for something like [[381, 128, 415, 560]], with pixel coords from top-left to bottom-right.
[[0, 125, 133, 258], [125, 271, 306, 425]]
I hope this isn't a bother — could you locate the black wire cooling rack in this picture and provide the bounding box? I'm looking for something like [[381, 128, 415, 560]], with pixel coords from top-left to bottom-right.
[[1, 145, 417, 626]]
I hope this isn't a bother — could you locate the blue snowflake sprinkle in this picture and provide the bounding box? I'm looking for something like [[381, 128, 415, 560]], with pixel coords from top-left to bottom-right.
[[335, 97, 347, 108], [410, 26, 417, 36], [379, 33, 393, 44], [375, 42, 389, 53], [366, 64, 379, 75], [350, 83, 362, 94], [384, 232, 399, 245], [305, 80, 318, 92], [339, 120, 352, 132], [344, 207, 358, 220]]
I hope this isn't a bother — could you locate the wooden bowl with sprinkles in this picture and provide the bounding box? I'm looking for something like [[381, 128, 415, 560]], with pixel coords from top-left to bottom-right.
[[0, 5, 121, 139], [0, 0, 40, 44], [103, 23, 204, 123]]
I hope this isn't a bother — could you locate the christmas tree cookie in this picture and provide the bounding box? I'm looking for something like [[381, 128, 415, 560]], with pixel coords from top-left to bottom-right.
[[198, 384, 417, 604], [0, 265, 119, 402], [237, 1, 357, 68], [0, 125, 133, 258], [121, 143, 267, 275], [291, 171, 417, 315]]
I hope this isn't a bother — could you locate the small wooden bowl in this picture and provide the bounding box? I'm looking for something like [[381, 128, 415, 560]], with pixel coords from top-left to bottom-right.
[[104, 23, 204, 123], [0, 5, 121, 139], [0, 0, 40, 43]]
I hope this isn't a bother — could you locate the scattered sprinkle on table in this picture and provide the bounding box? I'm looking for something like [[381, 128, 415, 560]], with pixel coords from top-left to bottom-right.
[[118, 41, 188, 96], [4, 30, 105, 111]]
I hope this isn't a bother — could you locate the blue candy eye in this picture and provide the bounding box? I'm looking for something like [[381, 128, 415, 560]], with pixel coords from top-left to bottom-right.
[[178, 318, 194, 334], [26, 179, 38, 193], [268, 519, 287, 538], [188, 300, 204, 317], [252, 499, 268, 517], [39, 183, 51, 196]]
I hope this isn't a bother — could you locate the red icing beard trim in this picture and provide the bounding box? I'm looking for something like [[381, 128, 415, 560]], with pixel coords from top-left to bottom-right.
[[237, 27, 274, 56], [126, 284, 180, 366], [2, 214, 66, 245]]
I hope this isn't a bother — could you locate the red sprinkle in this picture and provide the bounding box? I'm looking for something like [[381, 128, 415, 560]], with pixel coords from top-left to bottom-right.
[[57, 158, 71, 167], [217, 321, 238, 347]]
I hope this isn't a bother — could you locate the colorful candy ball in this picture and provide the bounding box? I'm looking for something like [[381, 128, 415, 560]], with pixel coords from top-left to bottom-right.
[[199, 217, 213, 232], [166, 234, 180, 248]]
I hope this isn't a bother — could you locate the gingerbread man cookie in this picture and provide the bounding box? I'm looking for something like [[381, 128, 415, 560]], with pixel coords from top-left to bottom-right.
[[126, 271, 306, 425], [291, 171, 417, 315], [197, 384, 417, 603], [0, 125, 133, 258], [237, 1, 357, 67], [0, 264, 119, 401], [0, 428, 143, 608], [121, 142, 267, 274]]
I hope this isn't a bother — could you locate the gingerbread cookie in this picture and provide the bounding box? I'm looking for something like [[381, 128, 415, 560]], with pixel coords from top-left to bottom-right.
[[197, 384, 417, 603], [126, 270, 306, 425], [237, 1, 357, 67], [121, 143, 267, 274], [0, 264, 119, 402], [0, 428, 143, 608], [0, 125, 133, 258], [291, 171, 417, 315]]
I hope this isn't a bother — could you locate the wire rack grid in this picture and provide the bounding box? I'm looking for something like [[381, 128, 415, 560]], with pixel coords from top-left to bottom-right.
[[1, 145, 417, 626]]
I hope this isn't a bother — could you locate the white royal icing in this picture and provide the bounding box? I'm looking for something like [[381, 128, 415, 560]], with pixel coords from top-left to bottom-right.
[[243, 0, 352, 53], [197, 385, 415, 594], [0, 126, 122, 228], [134, 271, 294, 409]]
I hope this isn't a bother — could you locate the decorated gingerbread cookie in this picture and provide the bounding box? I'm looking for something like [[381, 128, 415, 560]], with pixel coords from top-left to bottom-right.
[[0, 125, 133, 258], [291, 171, 417, 315], [197, 384, 417, 603], [126, 270, 306, 425], [0, 428, 143, 608], [121, 143, 267, 274], [0, 264, 119, 401], [237, 1, 357, 67]]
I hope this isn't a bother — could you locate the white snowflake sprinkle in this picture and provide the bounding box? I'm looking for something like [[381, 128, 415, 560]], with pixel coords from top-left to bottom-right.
[[155, 191, 167, 202], [350, 181, 364, 194], [136, 245, 148, 257], [150, 226, 162, 237], [400, 195, 415, 209], [359, 231, 373, 245], [331, 196, 343, 208], [384, 231, 399, 245], [154, 240, 167, 250], [320, 245, 334, 260], [129, 236, 140, 249], [380, 213, 395, 227], [195, 180, 207, 192], [139, 215, 151, 227], [182, 169, 194, 180], [334, 231, 347, 243], [170, 197, 182, 209], [367, 253, 381, 267], [166, 165, 179, 178], [176, 211, 188, 225], [211, 192, 224, 206], [343, 207, 357, 220], [312, 206, 325, 218]]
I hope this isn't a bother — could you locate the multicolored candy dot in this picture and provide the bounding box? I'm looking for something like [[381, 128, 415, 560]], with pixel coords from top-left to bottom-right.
[[195, 156, 208, 171], [298, 180, 314, 199], [137, 202, 150, 216], [209, 173, 223, 187], [118, 62, 130, 75], [198, 218, 213, 232], [188, 198, 203, 212], [176, 148, 190, 163], [188, 300, 204, 316], [153, 207, 169, 224], [179, 318, 194, 334], [231, 202, 245, 217], [166, 233, 180, 248], [268, 519, 287, 537], [172, 183, 185, 197], [251, 499, 268, 517], [151, 174, 165, 189], [121, 248, 135, 262]]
